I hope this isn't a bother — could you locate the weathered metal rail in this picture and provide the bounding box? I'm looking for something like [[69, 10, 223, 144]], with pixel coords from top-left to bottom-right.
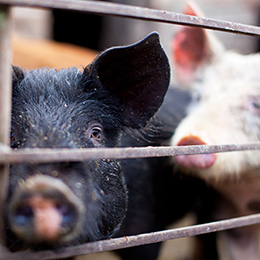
[[1, 0, 260, 37], [0, 213, 259, 260], [0, 142, 260, 164]]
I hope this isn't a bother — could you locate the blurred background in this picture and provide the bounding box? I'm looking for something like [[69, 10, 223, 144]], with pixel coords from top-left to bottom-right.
[[12, 0, 260, 87], [12, 0, 260, 53]]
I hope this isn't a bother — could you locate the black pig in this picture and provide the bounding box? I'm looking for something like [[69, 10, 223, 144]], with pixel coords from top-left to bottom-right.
[[5, 32, 170, 252], [114, 88, 216, 260]]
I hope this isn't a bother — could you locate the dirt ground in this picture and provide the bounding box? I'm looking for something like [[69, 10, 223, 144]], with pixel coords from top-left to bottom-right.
[[76, 214, 196, 260]]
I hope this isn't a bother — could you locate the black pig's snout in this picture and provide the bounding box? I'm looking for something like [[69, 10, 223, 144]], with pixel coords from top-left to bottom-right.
[[8, 175, 85, 245]]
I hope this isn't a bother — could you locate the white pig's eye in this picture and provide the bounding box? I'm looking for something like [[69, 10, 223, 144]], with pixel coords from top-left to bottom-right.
[[252, 101, 260, 109], [192, 92, 202, 102], [247, 96, 260, 114]]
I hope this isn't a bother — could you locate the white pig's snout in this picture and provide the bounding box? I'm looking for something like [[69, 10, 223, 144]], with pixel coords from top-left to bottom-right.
[[174, 134, 217, 170]]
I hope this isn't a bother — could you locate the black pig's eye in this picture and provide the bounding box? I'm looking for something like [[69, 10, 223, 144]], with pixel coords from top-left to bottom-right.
[[11, 130, 15, 141], [10, 129, 16, 144], [86, 123, 104, 146], [91, 127, 102, 139], [10, 129, 19, 148]]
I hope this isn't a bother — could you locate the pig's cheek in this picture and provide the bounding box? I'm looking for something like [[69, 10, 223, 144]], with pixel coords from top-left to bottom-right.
[[175, 153, 217, 169]]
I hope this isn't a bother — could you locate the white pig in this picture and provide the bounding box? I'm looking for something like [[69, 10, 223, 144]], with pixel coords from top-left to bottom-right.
[[171, 2, 260, 260]]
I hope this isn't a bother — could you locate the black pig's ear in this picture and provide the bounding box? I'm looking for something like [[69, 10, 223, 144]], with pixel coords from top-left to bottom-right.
[[89, 32, 170, 128], [12, 66, 24, 86]]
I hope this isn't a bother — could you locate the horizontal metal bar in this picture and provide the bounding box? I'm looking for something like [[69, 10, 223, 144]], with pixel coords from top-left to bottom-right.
[[2, 213, 260, 260], [1, 142, 260, 164], [1, 0, 260, 37]]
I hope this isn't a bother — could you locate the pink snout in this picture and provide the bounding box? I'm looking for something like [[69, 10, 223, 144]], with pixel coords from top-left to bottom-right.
[[176, 136, 217, 169]]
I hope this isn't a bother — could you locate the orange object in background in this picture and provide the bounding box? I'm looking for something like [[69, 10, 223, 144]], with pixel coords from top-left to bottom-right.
[[12, 36, 98, 70]]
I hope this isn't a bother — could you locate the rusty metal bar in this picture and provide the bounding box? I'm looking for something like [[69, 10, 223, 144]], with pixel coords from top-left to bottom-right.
[[1, 0, 260, 37], [0, 4, 12, 248], [0, 142, 260, 164], [0, 213, 259, 260]]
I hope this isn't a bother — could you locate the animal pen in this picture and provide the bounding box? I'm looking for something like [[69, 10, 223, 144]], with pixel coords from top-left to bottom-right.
[[1, 0, 260, 259]]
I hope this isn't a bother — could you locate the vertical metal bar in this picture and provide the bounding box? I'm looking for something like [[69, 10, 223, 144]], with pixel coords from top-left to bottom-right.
[[0, 4, 12, 247]]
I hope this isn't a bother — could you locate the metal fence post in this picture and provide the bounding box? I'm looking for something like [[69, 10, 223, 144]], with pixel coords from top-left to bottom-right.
[[0, 4, 12, 247]]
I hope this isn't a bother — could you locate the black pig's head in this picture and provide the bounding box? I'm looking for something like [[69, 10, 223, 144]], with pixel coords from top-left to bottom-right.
[[7, 32, 170, 250]]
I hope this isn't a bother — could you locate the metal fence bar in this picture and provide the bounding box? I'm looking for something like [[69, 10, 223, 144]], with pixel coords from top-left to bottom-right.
[[0, 6, 12, 149], [1, 142, 260, 164], [1, 0, 260, 37], [0, 213, 259, 260], [0, 4, 12, 248]]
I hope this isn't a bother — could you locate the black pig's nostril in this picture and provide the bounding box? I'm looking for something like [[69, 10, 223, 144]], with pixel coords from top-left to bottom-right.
[[56, 204, 70, 216], [14, 205, 33, 226], [56, 203, 76, 225]]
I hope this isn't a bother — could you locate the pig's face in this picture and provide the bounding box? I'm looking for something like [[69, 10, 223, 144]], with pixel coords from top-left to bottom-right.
[[173, 52, 260, 180], [9, 67, 125, 248], [6, 32, 170, 250], [171, 4, 260, 180]]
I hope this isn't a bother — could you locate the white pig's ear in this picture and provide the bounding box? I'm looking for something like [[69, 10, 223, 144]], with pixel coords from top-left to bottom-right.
[[172, 1, 225, 86]]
